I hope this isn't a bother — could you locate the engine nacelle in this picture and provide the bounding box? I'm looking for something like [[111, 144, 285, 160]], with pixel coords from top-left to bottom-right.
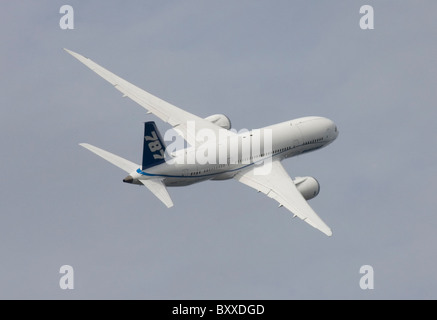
[[204, 114, 232, 130], [293, 176, 320, 200]]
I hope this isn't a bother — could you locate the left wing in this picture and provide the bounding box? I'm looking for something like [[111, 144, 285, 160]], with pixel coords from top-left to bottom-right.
[[234, 160, 332, 236], [65, 49, 235, 148]]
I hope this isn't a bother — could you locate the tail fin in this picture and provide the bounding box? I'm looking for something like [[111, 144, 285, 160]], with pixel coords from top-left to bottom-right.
[[142, 121, 166, 170]]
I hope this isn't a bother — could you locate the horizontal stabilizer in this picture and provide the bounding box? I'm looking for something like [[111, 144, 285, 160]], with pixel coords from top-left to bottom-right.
[[79, 143, 138, 173], [140, 179, 174, 208]]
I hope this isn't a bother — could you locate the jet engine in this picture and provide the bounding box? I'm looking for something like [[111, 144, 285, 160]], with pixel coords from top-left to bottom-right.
[[293, 176, 320, 200], [204, 114, 232, 130]]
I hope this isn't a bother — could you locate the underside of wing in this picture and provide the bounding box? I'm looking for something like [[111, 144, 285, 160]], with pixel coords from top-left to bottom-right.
[[234, 161, 332, 236], [65, 49, 235, 148]]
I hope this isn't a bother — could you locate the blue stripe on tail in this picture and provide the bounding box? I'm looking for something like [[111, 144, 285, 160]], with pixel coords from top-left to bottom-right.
[[142, 121, 166, 169]]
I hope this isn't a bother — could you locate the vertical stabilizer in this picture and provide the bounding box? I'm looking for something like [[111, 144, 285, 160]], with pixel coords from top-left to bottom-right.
[[142, 121, 166, 169]]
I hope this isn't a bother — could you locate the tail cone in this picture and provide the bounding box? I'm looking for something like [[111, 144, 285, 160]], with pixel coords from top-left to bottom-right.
[[123, 175, 133, 183]]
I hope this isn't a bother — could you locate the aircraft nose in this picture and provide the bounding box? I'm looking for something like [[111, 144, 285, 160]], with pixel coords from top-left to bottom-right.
[[319, 117, 338, 141], [123, 175, 133, 183], [332, 121, 339, 139], [331, 123, 339, 141]]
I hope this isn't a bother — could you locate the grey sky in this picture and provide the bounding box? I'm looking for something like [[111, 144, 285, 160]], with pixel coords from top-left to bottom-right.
[[1, 1, 436, 299]]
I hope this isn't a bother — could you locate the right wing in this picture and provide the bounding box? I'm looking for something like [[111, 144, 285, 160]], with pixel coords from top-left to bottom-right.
[[234, 160, 332, 236], [65, 49, 236, 148]]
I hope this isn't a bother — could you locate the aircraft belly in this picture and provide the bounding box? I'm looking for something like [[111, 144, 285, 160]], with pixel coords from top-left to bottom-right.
[[163, 176, 208, 187], [210, 171, 237, 180]]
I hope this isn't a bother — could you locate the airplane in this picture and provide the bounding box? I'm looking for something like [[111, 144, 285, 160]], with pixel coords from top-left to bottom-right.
[[65, 49, 339, 236]]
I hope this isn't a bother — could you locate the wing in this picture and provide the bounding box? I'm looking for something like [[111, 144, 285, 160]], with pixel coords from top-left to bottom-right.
[[65, 49, 235, 148], [234, 160, 332, 236]]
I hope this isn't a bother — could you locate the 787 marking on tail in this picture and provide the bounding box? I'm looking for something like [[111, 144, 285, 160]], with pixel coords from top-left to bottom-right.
[[145, 131, 165, 159]]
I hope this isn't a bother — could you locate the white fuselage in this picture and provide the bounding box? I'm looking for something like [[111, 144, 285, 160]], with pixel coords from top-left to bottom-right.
[[128, 116, 338, 187]]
